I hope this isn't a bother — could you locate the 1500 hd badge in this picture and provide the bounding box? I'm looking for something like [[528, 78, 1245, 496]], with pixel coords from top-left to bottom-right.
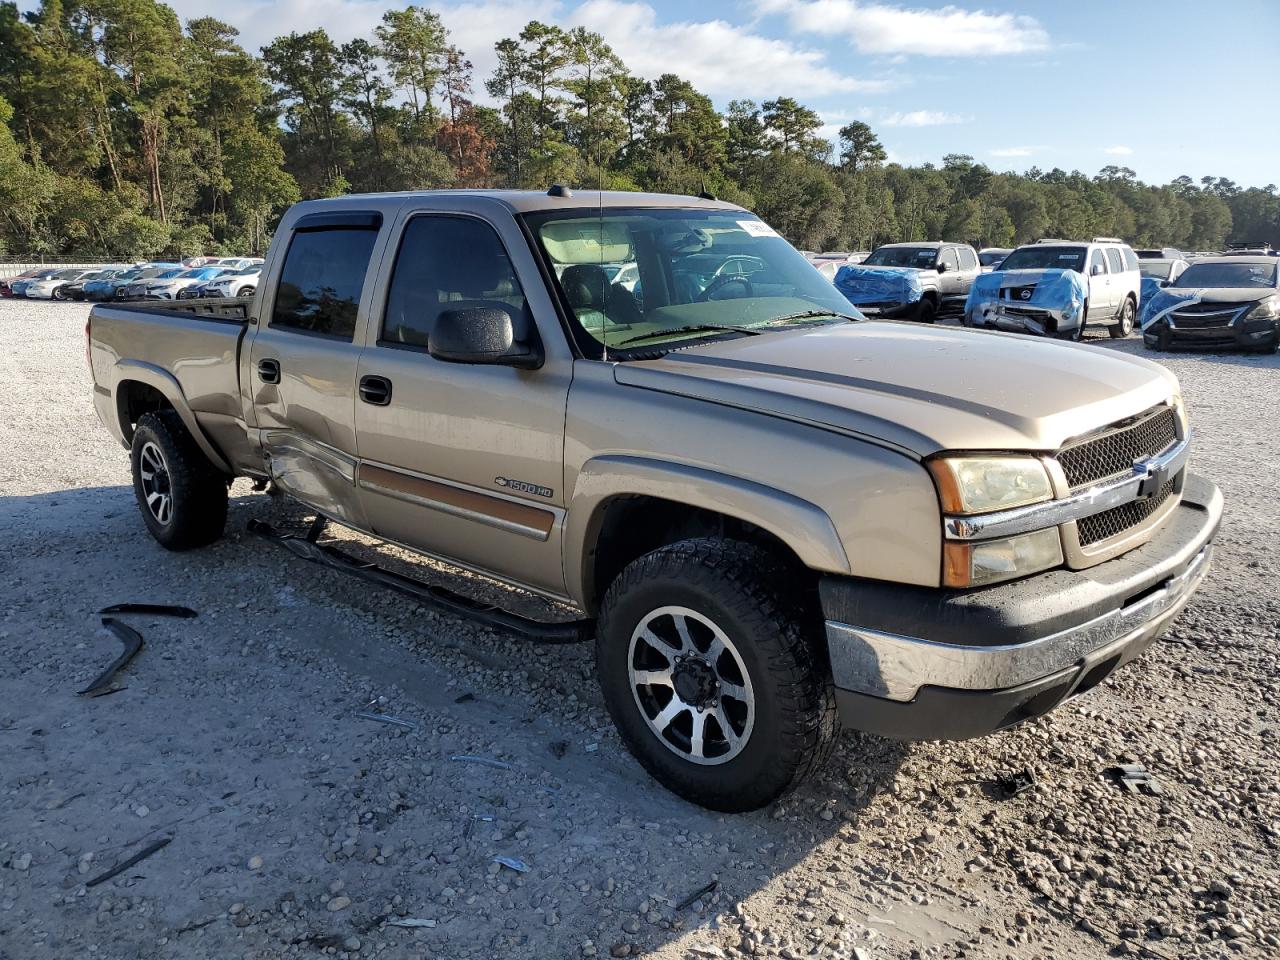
[[495, 477, 554, 498]]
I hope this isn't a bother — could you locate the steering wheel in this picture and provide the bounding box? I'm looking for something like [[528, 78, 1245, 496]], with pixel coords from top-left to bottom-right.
[[696, 275, 754, 302]]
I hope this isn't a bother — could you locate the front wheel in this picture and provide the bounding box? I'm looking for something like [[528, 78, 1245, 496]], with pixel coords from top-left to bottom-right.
[[915, 297, 937, 324], [131, 410, 229, 550], [596, 538, 839, 811], [1109, 297, 1136, 339]]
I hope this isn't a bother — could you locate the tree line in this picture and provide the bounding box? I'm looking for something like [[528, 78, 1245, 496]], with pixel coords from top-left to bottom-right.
[[2, 0, 1277, 259]]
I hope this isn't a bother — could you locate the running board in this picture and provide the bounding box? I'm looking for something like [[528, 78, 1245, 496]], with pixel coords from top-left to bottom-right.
[[247, 518, 593, 644]]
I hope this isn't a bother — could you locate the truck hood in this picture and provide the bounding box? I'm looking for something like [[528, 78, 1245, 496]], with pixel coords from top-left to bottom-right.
[[614, 322, 1177, 457]]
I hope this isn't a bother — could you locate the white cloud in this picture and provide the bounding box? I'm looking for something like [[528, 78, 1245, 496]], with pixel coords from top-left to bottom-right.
[[880, 109, 968, 127], [567, 0, 888, 98], [1102, 145, 1134, 156], [989, 147, 1035, 158], [759, 0, 1049, 57]]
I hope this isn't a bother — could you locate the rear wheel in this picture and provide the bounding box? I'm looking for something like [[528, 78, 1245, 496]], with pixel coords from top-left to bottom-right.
[[1109, 296, 1136, 339], [130, 410, 228, 550], [596, 538, 839, 811], [53, 286, 67, 301]]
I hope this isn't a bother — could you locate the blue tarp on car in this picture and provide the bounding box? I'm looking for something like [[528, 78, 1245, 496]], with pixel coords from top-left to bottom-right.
[[834, 265, 922, 306], [1139, 287, 1200, 328], [1139, 276, 1163, 310], [965, 268, 1087, 327]]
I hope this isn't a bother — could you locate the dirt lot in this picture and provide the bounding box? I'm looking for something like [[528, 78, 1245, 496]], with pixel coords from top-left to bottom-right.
[[1, 299, 1277, 960]]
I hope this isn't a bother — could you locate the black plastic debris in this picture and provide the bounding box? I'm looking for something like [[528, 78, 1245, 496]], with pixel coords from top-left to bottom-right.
[[98, 603, 198, 618], [1105, 763, 1165, 796], [85, 836, 172, 887], [78, 619, 144, 696], [996, 769, 1036, 798], [675, 879, 719, 911]]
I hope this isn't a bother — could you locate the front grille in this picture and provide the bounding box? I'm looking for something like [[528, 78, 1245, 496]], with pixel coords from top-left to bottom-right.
[[1078, 479, 1174, 546], [1172, 301, 1239, 315], [1057, 406, 1178, 489], [1002, 284, 1037, 301], [1171, 308, 1239, 330]]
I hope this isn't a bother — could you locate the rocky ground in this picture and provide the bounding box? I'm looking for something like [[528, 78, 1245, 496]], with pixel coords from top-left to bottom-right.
[[0, 298, 1276, 960]]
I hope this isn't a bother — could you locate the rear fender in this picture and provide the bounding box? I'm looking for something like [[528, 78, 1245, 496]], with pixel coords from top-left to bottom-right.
[[113, 359, 232, 474]]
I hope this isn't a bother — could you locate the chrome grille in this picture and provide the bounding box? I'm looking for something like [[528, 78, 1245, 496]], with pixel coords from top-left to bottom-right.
[[1078, 479, 1174, 546], [1057, 406, 1178, 490]]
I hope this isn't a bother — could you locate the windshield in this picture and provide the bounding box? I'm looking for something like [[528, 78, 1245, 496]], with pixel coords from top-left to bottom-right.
[[997, 246, 1087, 272], [1172, 262, 1278, 288], [1139, 262, 1173, 279], [863, 246, 937, 269], [526, 207, 857, 353], [978, 250, 1009, 266]]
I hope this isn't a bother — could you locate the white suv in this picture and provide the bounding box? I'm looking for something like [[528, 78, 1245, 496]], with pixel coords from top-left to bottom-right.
[[965, 237, 1142, 339]]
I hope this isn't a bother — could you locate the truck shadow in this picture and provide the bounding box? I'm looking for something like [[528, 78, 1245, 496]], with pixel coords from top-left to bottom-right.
[[4, 483, 920, 960]]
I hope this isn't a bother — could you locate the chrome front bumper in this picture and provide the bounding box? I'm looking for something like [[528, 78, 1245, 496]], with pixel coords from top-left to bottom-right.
[[827, 543, 1210, 703]]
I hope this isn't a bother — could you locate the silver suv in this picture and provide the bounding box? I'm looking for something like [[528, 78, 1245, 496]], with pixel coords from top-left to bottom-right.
[[966, 238, 1142, 339]]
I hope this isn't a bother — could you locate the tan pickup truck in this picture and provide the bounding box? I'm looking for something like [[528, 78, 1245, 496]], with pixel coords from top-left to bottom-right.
[[88, 189, 1222, 811]]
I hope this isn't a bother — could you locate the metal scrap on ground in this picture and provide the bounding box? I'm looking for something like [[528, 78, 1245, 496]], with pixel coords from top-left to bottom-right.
[[449, 754, 512, 770], [354, 711, 417, 730], [1106, 763, 1165, 795], [85, 836, 172, 887], [98, 603, 198, 618], [675, 879, 719, 911], [492, 855, 529, 873]]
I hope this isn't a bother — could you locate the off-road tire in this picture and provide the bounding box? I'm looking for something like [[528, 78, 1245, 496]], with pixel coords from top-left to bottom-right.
[[596, 538, 839, 811], [1109, 296, 1136, 339], [915, 297, 937, 324], [130, 410, 228, 550]]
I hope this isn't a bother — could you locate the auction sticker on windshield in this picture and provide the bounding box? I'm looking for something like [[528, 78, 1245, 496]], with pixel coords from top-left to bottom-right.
[[737, 220, 779, 238]]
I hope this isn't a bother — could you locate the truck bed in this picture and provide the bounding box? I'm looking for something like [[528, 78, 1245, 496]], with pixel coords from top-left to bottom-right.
[[88, 298, 256, 474]]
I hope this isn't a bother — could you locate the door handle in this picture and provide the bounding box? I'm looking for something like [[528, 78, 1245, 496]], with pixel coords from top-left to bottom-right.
[[359, 375, 392, 406], [258, 358, 280, 384]]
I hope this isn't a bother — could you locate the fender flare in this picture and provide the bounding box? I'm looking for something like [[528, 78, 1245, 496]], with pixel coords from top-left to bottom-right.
[[112, 359, 233, 475], [564, 454, 851, 607]]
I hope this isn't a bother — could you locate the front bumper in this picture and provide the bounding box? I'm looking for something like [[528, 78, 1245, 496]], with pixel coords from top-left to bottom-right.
[[966, 301, 1075, 336], [850, 300, 918, 320], [822, 473, 1222, 740], [1144, 317, 1278, 351]]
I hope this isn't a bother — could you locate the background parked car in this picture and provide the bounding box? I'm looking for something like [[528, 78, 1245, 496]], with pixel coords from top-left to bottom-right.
[[1141, 255, 1279, 353], [1138, 257, 1190, 310], [1, 267, 51, 297], [138, 266, 229, 300], [965, 237, 1142, 340], [24, 268, 101, 300], [1135, 247, 1184, 260], [8, 268, 62, 297], [60, 268, 120, 300], [197, 264, 261, 298], [835, 241, 980, 322], [978, 247, 1011, 272], [114, 264, 184, 300], [83, 267, 144, 301]]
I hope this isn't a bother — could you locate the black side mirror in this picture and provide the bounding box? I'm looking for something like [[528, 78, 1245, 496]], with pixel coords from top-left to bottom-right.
[[1091, 263, 1106, 276], [429, 307, 541, 369], [935, 261, 948, 273]]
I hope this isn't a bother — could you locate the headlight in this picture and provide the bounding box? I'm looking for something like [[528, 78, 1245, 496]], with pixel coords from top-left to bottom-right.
[[1245, 296, 1279, 320], [928, 456, 1053, 514], [943, 528, 1064, 588]]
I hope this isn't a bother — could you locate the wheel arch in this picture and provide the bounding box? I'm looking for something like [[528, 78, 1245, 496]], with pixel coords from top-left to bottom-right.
[[113, 360, 232, 474], [566, 455, 851, 612]]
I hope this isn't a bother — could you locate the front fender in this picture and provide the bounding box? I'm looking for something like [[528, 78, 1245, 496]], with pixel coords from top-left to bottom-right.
[[564, 454, 851, 607], [112, 359, 233, 474]]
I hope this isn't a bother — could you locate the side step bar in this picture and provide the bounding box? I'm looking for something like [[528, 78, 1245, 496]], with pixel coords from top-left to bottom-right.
[[247, 518, 593, 644]]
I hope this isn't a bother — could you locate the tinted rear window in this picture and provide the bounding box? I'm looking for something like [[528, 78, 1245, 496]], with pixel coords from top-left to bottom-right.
[[1105, 249, 1124, 273], [272, 228, 380, 340]]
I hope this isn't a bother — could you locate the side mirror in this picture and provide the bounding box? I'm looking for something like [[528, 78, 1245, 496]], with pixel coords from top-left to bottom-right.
[[1091, 263, 1106, 276], [935, 261, 948, 273], [1158, 279, 1169, 288], [428, 307, 541, 369]]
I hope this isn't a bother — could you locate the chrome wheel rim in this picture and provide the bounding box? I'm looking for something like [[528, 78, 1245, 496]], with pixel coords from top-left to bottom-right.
[[1120, 300, 1134, 334], [628, 605, 755, 766], [138, 441, 173, 525]]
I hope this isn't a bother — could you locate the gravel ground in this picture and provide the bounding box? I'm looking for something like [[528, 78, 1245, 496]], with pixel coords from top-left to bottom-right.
[[1, 298, 1277, 960]]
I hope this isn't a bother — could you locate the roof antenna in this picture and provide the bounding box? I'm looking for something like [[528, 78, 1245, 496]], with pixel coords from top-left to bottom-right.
[[698, 176, 716, 202]]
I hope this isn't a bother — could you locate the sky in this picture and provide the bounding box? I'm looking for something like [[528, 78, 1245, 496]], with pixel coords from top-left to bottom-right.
[[87, 0, 1280, 186]]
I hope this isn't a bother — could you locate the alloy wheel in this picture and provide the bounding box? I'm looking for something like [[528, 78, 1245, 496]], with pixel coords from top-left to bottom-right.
[[627, 605, 755, 765], [138, 441, 173, 525]]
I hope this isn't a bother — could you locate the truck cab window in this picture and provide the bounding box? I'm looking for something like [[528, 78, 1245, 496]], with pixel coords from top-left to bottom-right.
[[381, 216, 530, 349], [1105, 248, 1124, 273], [272, 227, 379, 339]]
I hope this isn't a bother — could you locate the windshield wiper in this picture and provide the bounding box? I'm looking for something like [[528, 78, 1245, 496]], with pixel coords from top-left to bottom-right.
[[763, 310, 859, 326], [614, 324, 763, 347]]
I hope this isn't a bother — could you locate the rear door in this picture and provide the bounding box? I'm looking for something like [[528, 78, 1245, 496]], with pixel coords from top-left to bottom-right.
[[351, 204, 573, 597], [954, 246, 980, 296], [246, 209, 390, 527], [1104, 247, 1127, 317]]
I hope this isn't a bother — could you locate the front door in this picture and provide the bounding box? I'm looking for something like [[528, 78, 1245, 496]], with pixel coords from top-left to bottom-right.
[[247, 211, 387, 527], [1086, 249, 1111, 319], [352, 211, 572, 597]]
